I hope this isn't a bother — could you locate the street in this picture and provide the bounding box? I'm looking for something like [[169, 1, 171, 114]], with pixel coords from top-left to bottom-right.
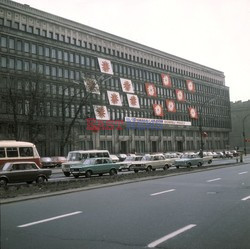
[[1, 162, 250, 249]]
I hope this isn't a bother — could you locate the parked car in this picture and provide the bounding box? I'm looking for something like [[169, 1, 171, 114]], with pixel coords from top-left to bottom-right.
[[69, 157, 121, 178], [119, 155, 143, 171], [174, 154, 203, 168], [131, 154, 174, 173], [41, 157, 54, 168], [51, 156, 67, 167], [202, 152, 213, 164], [110, 154, 120, 163], [0, 161, 51, 186]]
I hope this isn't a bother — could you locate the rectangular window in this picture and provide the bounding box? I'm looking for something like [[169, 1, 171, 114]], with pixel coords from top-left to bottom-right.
[[51, 48, 56, 58], [17, 60, 22, 70], [35, 28, 40, 35], [45, 47, 50, 57], [38, 46, 43, 56], [51, 67, 56, 77], [6, 20, 11, 27], [31, 62, 36, 72], [24, 61, 29, 71], [49, 31, 53, 38], [31, 44, 36, 54], [0, 36, 7, 47], [64, 69, 69, 78], [6, 148, 18, 157], [42, 30, 47, 37], [63, 51, 68, 61], [58, 50, 62, 60], [45, 65, 50, 75], [58, 68, 63, 77], [1, 57, 7, 67], [21, 24, 26, 31], [27, 26, 33, 33], [24, 42, 29, 52], [9, 58, 15, 69]]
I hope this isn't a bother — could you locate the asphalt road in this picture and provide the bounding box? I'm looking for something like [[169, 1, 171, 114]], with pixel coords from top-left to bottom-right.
[[1, 163, 250, 249]]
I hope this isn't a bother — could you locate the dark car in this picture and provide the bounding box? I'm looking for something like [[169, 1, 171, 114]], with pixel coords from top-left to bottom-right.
[[51, 156, 67, 167], [41, 157, 54, 168], [0, 162, 52, 186]]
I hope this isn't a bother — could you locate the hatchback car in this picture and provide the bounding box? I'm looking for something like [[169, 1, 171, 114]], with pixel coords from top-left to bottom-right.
[[0, 162, 52, 186]]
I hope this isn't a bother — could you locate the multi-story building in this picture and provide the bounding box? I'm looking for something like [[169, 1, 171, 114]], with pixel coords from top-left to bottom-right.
[[0, 0, 231, 156], [230, 100, 250, 154]]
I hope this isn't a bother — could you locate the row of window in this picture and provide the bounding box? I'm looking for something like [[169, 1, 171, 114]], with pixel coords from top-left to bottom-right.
[[0, 18, 224, 85]]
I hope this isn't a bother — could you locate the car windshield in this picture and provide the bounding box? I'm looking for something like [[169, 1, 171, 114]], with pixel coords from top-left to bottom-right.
[[142, 155, 152, 161], [2, 163, 11, 171], [68, 152, 88, 161]]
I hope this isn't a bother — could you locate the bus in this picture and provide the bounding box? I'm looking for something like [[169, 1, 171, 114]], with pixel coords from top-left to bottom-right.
[[0, 140, 41, 169]]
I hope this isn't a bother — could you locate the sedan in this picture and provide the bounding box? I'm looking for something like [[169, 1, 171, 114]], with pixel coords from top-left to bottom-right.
[[0, 162, 52, 186], [174, 154, 203, 168], [70, 157, 121, 178]]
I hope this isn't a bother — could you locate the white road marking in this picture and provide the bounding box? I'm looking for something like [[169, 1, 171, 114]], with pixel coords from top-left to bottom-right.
[[147, 224, 197, 248], [206, 178, 221, 183], [150, 189, 176, 196], [238, 171, 248, 175], [241, 196, 250, 201], [18, 211, 82, 228]]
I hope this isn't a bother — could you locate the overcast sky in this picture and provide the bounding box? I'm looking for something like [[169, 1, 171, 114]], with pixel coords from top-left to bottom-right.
[[13, 0, 250, 102]]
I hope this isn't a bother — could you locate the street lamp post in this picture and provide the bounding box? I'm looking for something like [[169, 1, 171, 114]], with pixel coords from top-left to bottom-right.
[[197, 97, 216, 157], [242, 113, 250, 156]]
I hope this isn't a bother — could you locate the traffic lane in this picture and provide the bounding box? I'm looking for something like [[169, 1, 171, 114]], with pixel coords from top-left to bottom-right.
[[2, 164, 250, 249]]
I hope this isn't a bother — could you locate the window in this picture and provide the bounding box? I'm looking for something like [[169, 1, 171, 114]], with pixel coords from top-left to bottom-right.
[[6, 147, 18, 157], [21, 24, 26, 31], [9, 58, 14, 69], [42, 30, 47, 37], [0, 148, 5, 158], [35, 28, 40, 35], [31, 44, 36, 54], [1, 57, 7, 67], [24, 42, 29, 52], [6, 20, 12, 27], [24, 61, 29, 71], [19, 147, 33, 157], [45, 47, 50, 57], [0, 36, 7, 47], [27, 26, 33, 33]]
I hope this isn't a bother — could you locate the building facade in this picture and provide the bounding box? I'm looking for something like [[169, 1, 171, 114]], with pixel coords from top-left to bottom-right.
[[0, 0, 231, 156], [230, 101, 250, 154]]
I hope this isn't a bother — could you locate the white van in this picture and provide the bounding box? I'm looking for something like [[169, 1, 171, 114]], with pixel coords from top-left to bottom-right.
[[62, 150, 110, 177]]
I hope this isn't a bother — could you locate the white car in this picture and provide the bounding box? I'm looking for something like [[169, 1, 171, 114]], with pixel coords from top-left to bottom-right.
[[131, 154, 174, 173], [118, 155, 143, 171]]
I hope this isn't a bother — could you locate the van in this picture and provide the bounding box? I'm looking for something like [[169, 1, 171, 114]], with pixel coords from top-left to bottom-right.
[[0, 140, 41, 169], [62, 150, 110, 176]]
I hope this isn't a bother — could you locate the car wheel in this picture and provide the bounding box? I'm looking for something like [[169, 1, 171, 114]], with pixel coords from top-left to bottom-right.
[[99, 173, 103, 176], [146, 166, 152, 172], [0, 178, 7, 187], [176, 166, 179, 169], [129, 165, 133, 171], [197, 162, 202, 167], [36, 176, 45, 184], [208, 160, 212, 164], [26, 181, 33, 184], [85, 170, 92, 178], [73, 174, 79, 179], [163, 165, 169, 170], [109, 169, 117, 176], [64, 172, 70, 177], [187, 163, 192, 168], [134, 169, 139, 173]]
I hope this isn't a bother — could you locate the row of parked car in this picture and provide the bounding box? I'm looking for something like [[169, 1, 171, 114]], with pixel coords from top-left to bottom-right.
[[0, 149, 237, 187], [64, 151, 215, 179]]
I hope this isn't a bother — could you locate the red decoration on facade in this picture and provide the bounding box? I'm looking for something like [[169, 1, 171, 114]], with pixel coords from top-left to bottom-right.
[[153, 104, 163, 117], [188, 107, 198, 119], [175, 89, 185, 102], [186, 80, 195, 92], [161, 74, 172, 88], [166, 99, 176, 112], [145, 83, 157, 97]]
